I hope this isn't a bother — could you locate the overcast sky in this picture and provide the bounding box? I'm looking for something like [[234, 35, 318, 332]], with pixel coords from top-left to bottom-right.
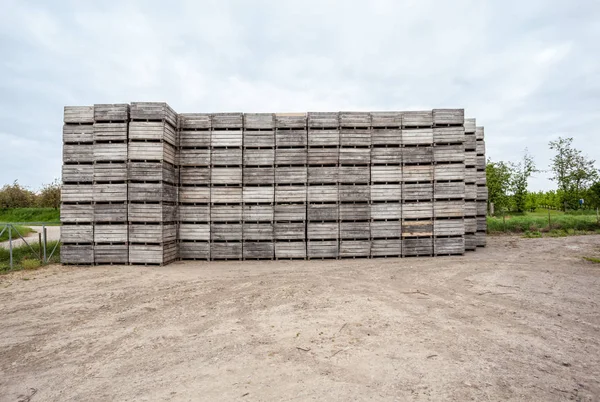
[[1, 0, 598, 191]]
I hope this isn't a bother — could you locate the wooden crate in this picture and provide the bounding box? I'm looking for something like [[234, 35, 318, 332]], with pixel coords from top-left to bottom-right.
[[434, 181, 465, 199], [211, 223, 242, 241], [211, 242, 242, 260], [339, 203, 369, 221], [476, 201, 487, 216], [434, 164, 464, 181], [339, 148, 370, 164], [211, 167, 242, 184], [339, 128, 371, 146], [94, 183, 127, 202], [61, 224, 93, 243], [94, 104, 129, 122], [212, 130, 243, 147], [371, 111, 402, 128], [464, 118, 476, 133], [275, 148, 307, 165], [402, 165, 433, 182], [477, 217, 487, 232], [433, 109, 464, 126], [62, 184, 94, 203], [476, 170, 486, 186], [465, 167, 477, 184], [276, 130, 307, 147], [340, 221, 370, 239], [402, 220, 433, 237], [211, 147, 242, 165], [179, 186, 210, 203], [63, 164, 93, 183], [340, 240, 370, 258], [371, 202, 401, 220], [308, 129, 339, 147], [434, 220, 465, 236], [130, 102, 177, 128], [274, 204, 306, 221], [275, 186, 306, 203], [93, 123, 128, 142], [477, 186, 489, 200], [180, 130, 210, 148], [371, 239, 401, 257], [434, 237, 465, 255], [94, 163, 127, 182], [464, 151, 477, 167], [434, 145, 465, 163], [178, 204, 209, 222], [129, 121, 177, 146], [402, 146, 432, 164], [275, 222, 305, 240], [211, 186, 242, 203], [371, 147, 402, 164], [212, 113, 243, 129], [371, 220, 401, 238], [244, 148, 274, 166], [402, 202, 433, 219], [275, 167, 307, 184], [179, 113, 211, 130], [243, 186, 274, 203], [433, 126, 464, 143], [94, 244, 128, 264], [402, 128, 433, 145], [243, 131, 275, 148], [340, 112, 370, 128], [244, 204, 274, 221], [94, 203, 127, 222], [94, 143, 127, 162], [211, 205, 242, 222], [307, 240, 338, 259], [243, 242, 274, 259], [129, 202, 176, 223], [307, 112, 338, 128], [179, 148, 210, 166], [475, 232, 486, 247], [94, 224, 128, 243], [464, 183, 477, 200], [64, 143, 93, 164], [475, 127, 485, 141], [128, 142, 176, 164], [464, 201, 477, 218], [275, 241, 306, 259], [179, 241, 210, 260], [129, 224, 176, 243], [465, 217, 477, 233], [307, 204, 338, 221], [371, 184, 402, 202], [63, 124, 93, 143], [179, 166, 209, 186], [244, 113, 275, 129], [465, 133, 477, 151], [129, 242, 178, 265], [61, 244, 94, 264], [275, 113, 306, 128], [339, 184, 369, 202], [64, 106, 94, 124], [128, 182, 176, 203], [465, 233, 477, 251], [243, 223, 273, 240], [402, 238, 433, 256], [402, 111, 432, 128], [339, 166, 370, 183], [308, 147, 338, 165], [434, 200, 464, 218], [244, 167, 274, 185], [476, 140, 486, 156], [403, 182, 433, 200], [179, 223, 210, 241], [308, 166, 338, 183]]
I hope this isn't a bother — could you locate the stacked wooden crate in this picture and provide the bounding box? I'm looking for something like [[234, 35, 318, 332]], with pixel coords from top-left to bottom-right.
[[210, 113, 243, 260], [463, 118, 478, 251], [61, 106, 95, 264], [476, 126, 487, 247], [93, 104, 129, 264], [243, 113, 275, 259], [401, 111, 434, 257], [370, 112, 402, 257], [275, 114, 308, 259], [178, 113, 211, 260], [432, 109, 466, 255], [127, 102, 178, 265], [307, 112, 339, 259]]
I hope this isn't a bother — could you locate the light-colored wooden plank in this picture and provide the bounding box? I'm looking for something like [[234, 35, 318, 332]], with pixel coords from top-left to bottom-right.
[[432, 109, 464, 125], [94, 104, 129, 122], [63, 124, 93, 143], [61, 225, 93, 243], [64, 106, 94, 124]]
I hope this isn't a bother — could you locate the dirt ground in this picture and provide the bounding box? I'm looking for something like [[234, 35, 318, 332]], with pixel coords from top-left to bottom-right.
[[1, 236, 599, 402]]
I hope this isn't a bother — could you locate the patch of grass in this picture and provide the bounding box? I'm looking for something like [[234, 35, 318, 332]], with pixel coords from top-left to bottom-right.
[[523, 231, 542, 238], [0, 208, 60, 224], [488, 212, 599, 235], [583, 257, 600, 264], [0, 241, 60, 274], [0, 225, 34, 242]]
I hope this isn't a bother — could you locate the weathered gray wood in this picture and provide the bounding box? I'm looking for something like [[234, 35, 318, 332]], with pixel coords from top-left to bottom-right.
[[128, 224, 176, 243], [64, 106, 94, 124], [179, 148, 210, 166], [307, 185, 337, 202], [465, 233, 477, 251], [244, 113, 275, 129], [275, 222, 305, 240], [243, 186, 274, 203], [211, 147, 242, 165], [464, 217, 477, 233], [64, 124, 93, 143], [403, 182, 433, 200], [129, 242, 178, 265], [402, 146, 432, 164], [61, 184, 94, 203], [402, 220, 433, 237], [128, 142, 176, 164], [435, 182, 465, 199], [211, 130, 243, 147], [434, 200, 464, 218], [129, 203, 176, 223], [243, 223, 273, 240], [275, 186, 306, 203], [243, 167, 274, 185], [477, 216, 487, 231], [63, 164, 93, 183], [371, 184, 402, 201], [307, 204, 338, 221], [210, 242, 242, 259], [340, 112, 370, 127], [308, 129, 339, 146], [402, 165, 433, 182], [434, 220, 465, 236], [475, 231, 486, 247], [178, 204, 209, 222], [212, 113, 243, 129], [94, 244, 128, 264], [433, 127, 465, 144], [275, 148, 307, 165], [307, 112, 338, 128], [64, 143, 93, 163], [94, 104, 129, 122], [475, 127, 485, 140], [371, 128, 401, 146], [464, 201, 477, 217], [402, 111, 432, 128], [130, 102, 177, 128], [129, 121, 177, 146], [275, 241, 306, 258], [402, 128, 433, 145], [339, 203, 370, 220], [402, 202, 433, 219], [211, 223, 242, 240], [243, 130, 275, 147], [464, 118, 476, 133], [433, 164, 464, 181], [339, 240, 370, 257], [371, 220, 401, 238], [276, 130, 307, 146], [371, 111, 402, 127], [94, 143, 127, 162], [179, 186, 210, 203], [434, 237, 464, 254], [274, 204, 306, 221], [433, 109, 464, 125], [244, 204, 274, 221], [179, 241, 210, 260], [94, 224, 128, 243], [128, 182, 176, 203], [307, 240, 338, 258], [180, 130, 211, 147], [93, 123, 128, 142], [308, 147, 338, 165], [476, 201, 487, 216], [464, 151, 477, 167], [211, 167, 242, 184], [308, 166, 338, 183], [371, 203, 402, 220], [402, 238, 433, 256], [340, 221, 370, 238], [94, 183, 127, 202], [477, 186, 489, 200], [94, 203, 127, 222], [179, 166, 209, 185], [371, 147, 402, 164], [211, 205, 242, 222], [339, 148, 370, 164], [61, 224, 93, 243], [275, 167, 307, 184], [371, 239, 401, 256], [243, 242, 274, 259], [94, 163, 127, 182], [339, 166, 370, 183], [339, 185, 370, 202], [61, 244, 94, 264], [464, 133, 477, 150], [476, 169, 486, 186], [179, 113, 211, 130], [340, 128, 371, 146], [244, 148, 274, 165], [211, 186, 242, 203], [465, 167, 477, 184], [275, 113, 306, 128], [476, 140, 486, 156]]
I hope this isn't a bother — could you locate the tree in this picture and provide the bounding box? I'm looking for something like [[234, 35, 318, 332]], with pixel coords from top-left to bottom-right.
[[37, 180, 61, 209], [510, 150, 536, 213], [0, 181, 36, 209], [549, 137, 599, 210], [486, 159, 512, 213]]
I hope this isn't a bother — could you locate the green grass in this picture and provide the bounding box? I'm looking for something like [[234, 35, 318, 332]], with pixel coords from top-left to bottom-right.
[[0, 225, 34, 242], [0, 208, 60, 224], [488, 209, 600, 235], [0, 241, 60, 273], [583, 257, 600, 264]]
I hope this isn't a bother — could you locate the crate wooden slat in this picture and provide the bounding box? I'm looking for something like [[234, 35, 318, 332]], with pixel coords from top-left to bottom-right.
[[178, 204, 209, 222], [435, 182, 466, 199], [94, 203, 127, 222], [434, 237, 465, 255], [211, 223, 242, 241], [476, 201, 487, 216], [340, 221, 370, 238], [339, 184, 370, 202], [128, 202, 176, 223], [464, 217, 477, 233], [243, 242, 274, 259], [402, 146, 432, 164], [402, 128, 433, 145], [339, 128, 371, 147], [179, 113, 211, 130], [179, 186, 210, 203], [371, 203, 402, 220], [340, 112, 370, 128], [465, 134, 477, 151], [130, 102, 177, 128], [244, 167, 274, 185], [61, 225, 94, 243], [211, 147, 242, 165], [244, 113, 275, 129], [465, 167, 477, 184], [94, 143, 127, 162], [211, 242, 242, 259], [244, 204, 274, 221], [371, 111, 402, 128], [307, 112, 338, 128], [180, 131, 210, 148], [94, 104, 129, 122], [129, 224, 176, 243], [64, 124, 94, 143], [371, 147, 402, 164], [94, 224, 128, 243], [211, 130, 242, 147], [94, 163, 127, 182], [275, 222, 305, 240], [211, 167, 242, 184], [63, 164, 93, 183], [308, 147, 338, 165], [477, 217, 487, 232], [476, 140, 486, 156], [275, 186, 306, 203], [275, 113, 306, 128], [93, 123, 128, 142], [307, 204, 338, 221], [243, 223, 274, 240], [244, 148, 274, 165], [402, 202, 433, 219], [179, 148, 210, 166], [243, 186, 274, 203], [464, 151, 477, 167], [477, 186, 489, 200], [371, 239, 401, 256], [433, 164, 464, 181], [370, 220, 401, 238], [128, 182, 176, 203], [307, 240, 338, 258], [94, 244, 128, 264], [64, 106, 94, 124], [64, 143, 93, 163], [211, 205, 242, 222], [308, 166, 338, 183], [308, 129, 339, 147], [211, 113, 243, 129], [128, 142, 176, 164], [211, 186, 242, 203], [403, 182, 433, 200], [339, 166, 370, 183], [243, 131, 275, 148], [464, 202, 477, 218], [275, 167, 307, 184], [274, 204, 306, 221], [475, 127, 485, 140], [339, 148, 370, 164], [340, 240, 370, 257], [433, 145, 465, 163], [339, 203, 370, 221], [433, 109, 464, 126], [475, 232, 486, 247], [465, 233, 477, 251], [275, 241, 306, 259], [275, 148, 307, 165], [308, 185, 338, 202], [402, 220, 433, 237], [434, 220, 465, 236], [276, 130, 307, 147], [129, 242, 178, 265], [62, 184, 94, 203], [402, 111, 432, 128], [402, 238, 433, 256], [179, 241, 210, 260], [402, 165, 433, 182], [61, 244, 94, 264], [433, 126, 465, 144], [434, 200, 464, 218], [179, 167, 209, 185], [129, 121, 177, 146], [371, 184, 402, 201], [464, 118, 476, 133]]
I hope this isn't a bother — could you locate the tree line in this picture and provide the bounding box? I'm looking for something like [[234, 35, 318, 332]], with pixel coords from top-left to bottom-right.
[[0, 180, 61, 209], [487, 137, 600, 213]]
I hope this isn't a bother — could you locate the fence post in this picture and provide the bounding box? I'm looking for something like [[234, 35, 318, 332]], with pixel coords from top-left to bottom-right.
[[548, 210, 551, 229], [9, 225, 13, 270], [39, 233, 43, 261], [503, 213, 506, 232], [43, 225, 47, 264]]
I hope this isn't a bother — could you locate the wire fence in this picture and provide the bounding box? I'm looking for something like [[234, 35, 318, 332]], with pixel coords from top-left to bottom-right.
[[0, 223, 61, 271]]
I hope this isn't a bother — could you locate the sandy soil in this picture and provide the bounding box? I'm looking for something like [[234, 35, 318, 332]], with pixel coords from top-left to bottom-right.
[[1, 235, 599, 402], [0, 226, 60, 249]]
